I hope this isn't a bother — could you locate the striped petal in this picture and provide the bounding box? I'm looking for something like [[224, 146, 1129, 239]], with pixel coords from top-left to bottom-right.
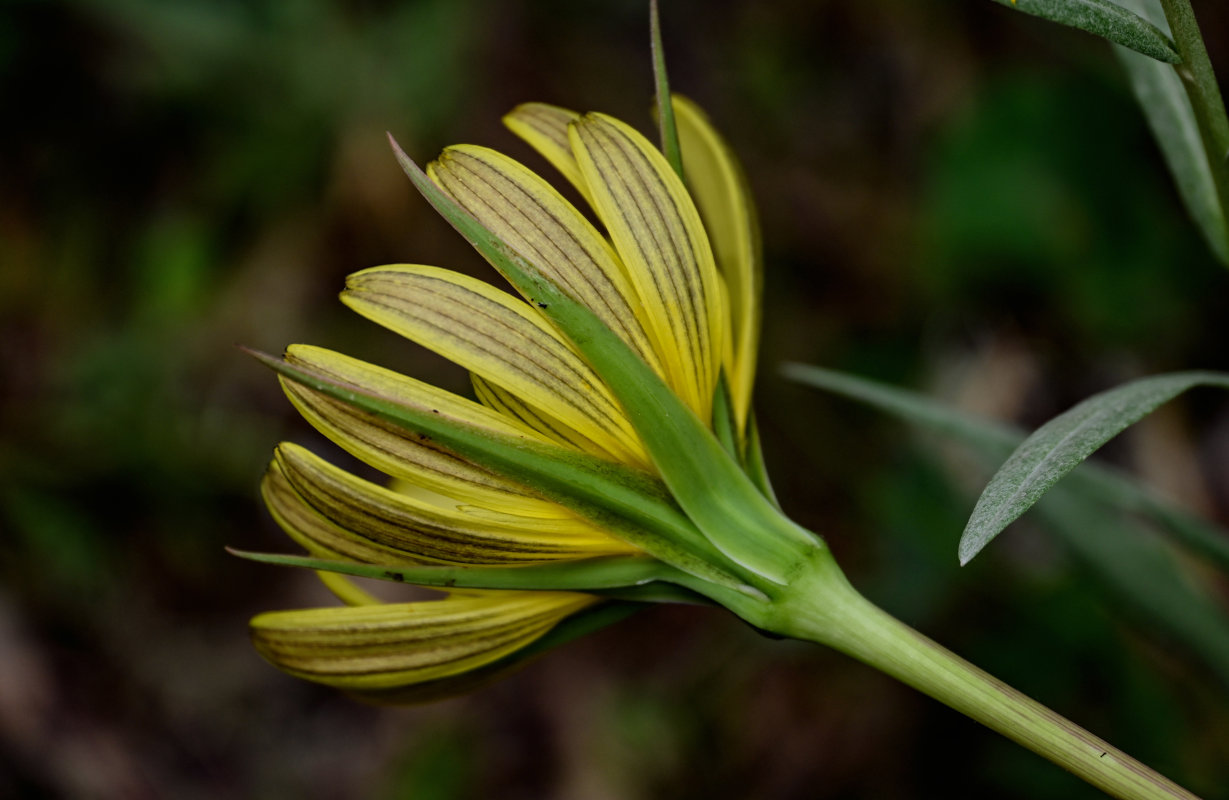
[[428, 144, 663, 378], [471, 373, 613, 458], [673, 95, 762, 433], [264, 455, 412, 565], [342, 265, 649, 468], [282, 345, 574, 519], [250, 590, 598, 691], [503, 103, 590, 204], [568, 113, 725, 421], [272, 441, 634, 564]]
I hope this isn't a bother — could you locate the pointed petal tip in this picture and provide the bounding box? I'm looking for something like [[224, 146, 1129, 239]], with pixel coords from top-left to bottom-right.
[[240, 345, 285, 370], [227, 547, 282, 566], [387, 132, 426, 182]]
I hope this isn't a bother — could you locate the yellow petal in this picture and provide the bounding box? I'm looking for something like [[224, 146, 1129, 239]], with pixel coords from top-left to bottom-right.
[[261, 465, 385, 605], [282, 344, 574, 519], [673, 95, 761, 432], [471, 373, 615, 460], [568, 113, 725, 422], [503, 102, 591, 204], [250, 590, 597, 690], [274, 442, 636, 563], [263, 456, 415, 564], [429, 144, 663, 378], [343, 265, 648, 468]]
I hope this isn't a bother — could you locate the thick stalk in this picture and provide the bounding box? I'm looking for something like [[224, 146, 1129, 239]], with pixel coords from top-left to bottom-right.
[[761, 550, 1202, 800], [1160, 0, 1229, 243]]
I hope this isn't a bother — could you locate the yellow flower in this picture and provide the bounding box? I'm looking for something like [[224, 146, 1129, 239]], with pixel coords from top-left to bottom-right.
[[247, 97, 781, 700]]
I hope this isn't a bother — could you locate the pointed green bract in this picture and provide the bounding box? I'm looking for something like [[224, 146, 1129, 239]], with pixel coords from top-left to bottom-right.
[[989, 0, 1180, 63], [650, 0, 684, 181], [568, 114, 724, 422], [429, 145, 663, 375], [246, 347, 760, 598], [229, 548, 685, 593], [281, 345, 573, 519], [343, 265, 649, 467], [271, 441, 634, 563]]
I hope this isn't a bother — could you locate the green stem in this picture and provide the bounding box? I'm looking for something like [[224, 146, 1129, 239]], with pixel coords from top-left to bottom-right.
[[1160, 0, 1229, 237], [761, 549, 1202, 800]]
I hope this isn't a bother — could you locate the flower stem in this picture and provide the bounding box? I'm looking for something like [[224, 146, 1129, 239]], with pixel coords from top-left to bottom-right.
[[766, 549, 1202, 800], [1160, 0, 1229, 244]]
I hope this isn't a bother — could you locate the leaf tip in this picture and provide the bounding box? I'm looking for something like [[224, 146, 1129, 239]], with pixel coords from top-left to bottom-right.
[[957, 532, 982, 566]]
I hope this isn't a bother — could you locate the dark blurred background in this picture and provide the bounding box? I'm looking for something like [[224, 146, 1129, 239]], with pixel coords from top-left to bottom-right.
[[3, 0, 1228, 797]]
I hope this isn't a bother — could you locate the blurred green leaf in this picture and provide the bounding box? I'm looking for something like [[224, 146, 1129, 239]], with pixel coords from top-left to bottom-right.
[[989, 0, 1179, 63], [380, 721, 476, 800], [1037, 489, 1229, 689], [959, 371, 1229, 565], [3, 488, 108, 589], [1113, 0, 1229, 265], [917, 73, 1213, 349], [781, 364, 1229, 572]]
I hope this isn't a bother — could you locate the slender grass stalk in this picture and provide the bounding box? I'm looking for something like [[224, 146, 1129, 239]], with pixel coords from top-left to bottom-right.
[[764, 549, 1202, 800], [1160, 0, 1229, 236]]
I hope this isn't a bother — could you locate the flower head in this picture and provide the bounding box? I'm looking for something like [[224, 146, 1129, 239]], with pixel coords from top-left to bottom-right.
[[244, 95, 819, 701]]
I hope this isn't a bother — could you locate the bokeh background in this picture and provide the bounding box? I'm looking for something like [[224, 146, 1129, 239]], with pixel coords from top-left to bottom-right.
[[3, 0, 1229, 797]]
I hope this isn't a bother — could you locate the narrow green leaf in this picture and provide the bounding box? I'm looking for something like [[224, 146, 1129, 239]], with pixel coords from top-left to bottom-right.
[[387, 136, 816, 588], [243, 346, 761, 599], [1114, 0, 1229, 264], [650, 0, 684, 181], [990, 0, 1180, 63], [781, 363, 1229, 572], [959, 371, 1229, 565]]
